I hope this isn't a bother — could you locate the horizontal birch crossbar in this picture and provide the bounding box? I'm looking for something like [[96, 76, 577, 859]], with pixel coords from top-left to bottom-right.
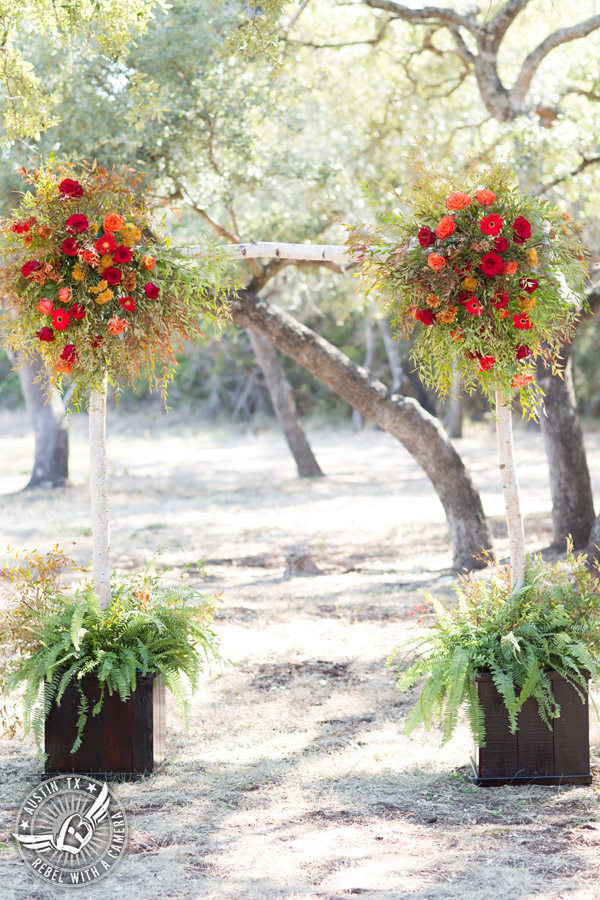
[[179, 242, 354, 263]]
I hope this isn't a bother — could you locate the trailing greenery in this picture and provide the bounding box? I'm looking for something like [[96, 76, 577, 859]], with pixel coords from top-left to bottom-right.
[[388, 549, 600, 747], [0, 548, 223, 757]]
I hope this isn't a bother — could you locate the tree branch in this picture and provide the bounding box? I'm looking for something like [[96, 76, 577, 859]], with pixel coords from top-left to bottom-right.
[[511, 15, 600, 105], [362, 0, 478, 34], [486, 0, 531, 50], [534, 154, 600, 196]]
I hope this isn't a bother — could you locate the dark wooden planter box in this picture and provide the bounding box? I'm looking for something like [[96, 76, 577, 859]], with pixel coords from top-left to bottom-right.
[[472, 672, 592, 786], [44, 672, 166, 780]]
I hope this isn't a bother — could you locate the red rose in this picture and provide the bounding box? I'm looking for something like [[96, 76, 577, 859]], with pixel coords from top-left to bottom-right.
[[61, 238, 79, 256], [58, 178, 83, 198], [60, 344, 77, 363], [519, 277, 538, 294], [457, 291, 471, 305], [516, 344, 531, 360], [119, 296, 136, 312], [65, 214, 89, 234], [513, 313, 533, 331], [36, 326, 55, 343], [479, 252, 504, 277], [478, 355, 496, 371], [22, 259, 41, 279], [94, 234, 117, 254], [90, 335, 104, 349], [69, 303, 86, 319], [480, 214, 503, 237], [494, 236, 508, 252], [113, 245, 133, 264], [51, 309, 71, 331], [492, 290, 509, 309], [414, 308, 435, 325], [144, 282, 159, 299], [464, 297, 482, 316], [103, 266, 123, 286], [513, 216, 532, 244], [418, 227, 435, 248]]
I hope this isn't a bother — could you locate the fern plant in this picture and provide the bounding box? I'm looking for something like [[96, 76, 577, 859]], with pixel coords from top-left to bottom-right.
[[388, 549, 600, 747], [0, 549, 223, 756]]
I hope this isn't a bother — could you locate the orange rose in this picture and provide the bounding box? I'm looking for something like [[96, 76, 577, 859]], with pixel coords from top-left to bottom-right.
[[513, 373, 533, 388], [107, 315, 129, 335], [498, 309, 510, 319], [58, 287, 71, 302], [141, 255, 156, 271], [450, 329, 463, 341], [103, 213, 124, 233], [505, 261, 518, 275], [55, 359, 73, 374], [476, 189, 496, 206], [428, 254, 446, 272], [435, 216, 456, 239], [37, 298, 53, 315], [80, 249, 99, 267], [446, 192, 471, 210]]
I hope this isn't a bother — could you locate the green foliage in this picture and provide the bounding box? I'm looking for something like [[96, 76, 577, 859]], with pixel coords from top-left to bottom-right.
[[388, 549, 600, 747], [348, 157, 590, 415], [0, 0, 166, 140], [0, 548, 223, 757]]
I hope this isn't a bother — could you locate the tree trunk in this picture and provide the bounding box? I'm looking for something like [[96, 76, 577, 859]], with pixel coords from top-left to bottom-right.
[[352, 315, 376, 432], [246, 330, 324, 478], [231, 290, 492, 571], [537, 351, 595, 549], [444, 366, 464, 439], [586, 514, 600, 567], [89, 375, 111, 608], [377, 317, 406, 394], [495, 391, 526, 591], [15, 351, 69, 489]]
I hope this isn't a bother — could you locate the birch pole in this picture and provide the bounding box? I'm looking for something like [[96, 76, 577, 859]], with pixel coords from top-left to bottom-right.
[[89, 373, 111, 608], [180, 242, 353, 263], [495, 389, 526, 591]]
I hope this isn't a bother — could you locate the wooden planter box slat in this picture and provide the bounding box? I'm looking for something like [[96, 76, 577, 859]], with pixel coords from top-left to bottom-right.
[[472, 672, 592, 786], [44, 672, 166, 780]]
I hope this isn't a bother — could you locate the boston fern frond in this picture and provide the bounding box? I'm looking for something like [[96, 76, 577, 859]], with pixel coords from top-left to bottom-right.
[[388, 552, 600, 746], [0, 553, 224, 756]]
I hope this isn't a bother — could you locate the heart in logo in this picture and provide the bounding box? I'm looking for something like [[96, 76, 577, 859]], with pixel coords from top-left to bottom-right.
[[55, 814, 94, 855]]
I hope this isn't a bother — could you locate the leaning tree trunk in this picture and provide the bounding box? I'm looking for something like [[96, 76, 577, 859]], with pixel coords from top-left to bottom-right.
[[495, 391, 526, 591], [231, 290, 492, 571], [89, 374, 111, 608], [536, 349, 595, 549], [246, 330, 324, 478], [14, 350, 69, 488]]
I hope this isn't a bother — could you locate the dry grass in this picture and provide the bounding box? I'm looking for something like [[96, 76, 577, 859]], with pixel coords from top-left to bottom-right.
[[1, 410, 600, 899]]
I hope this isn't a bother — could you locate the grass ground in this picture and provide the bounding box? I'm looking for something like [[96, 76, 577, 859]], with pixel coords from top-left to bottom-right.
[[1, 410, 600, 900]]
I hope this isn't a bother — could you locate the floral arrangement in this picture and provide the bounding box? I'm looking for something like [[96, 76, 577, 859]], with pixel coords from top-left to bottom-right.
[[0, 161, 229, 404], [348, 161, 589, 409]]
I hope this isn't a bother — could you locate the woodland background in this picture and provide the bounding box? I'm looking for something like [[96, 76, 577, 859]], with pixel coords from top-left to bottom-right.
[[1, 0, 600, 555]]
